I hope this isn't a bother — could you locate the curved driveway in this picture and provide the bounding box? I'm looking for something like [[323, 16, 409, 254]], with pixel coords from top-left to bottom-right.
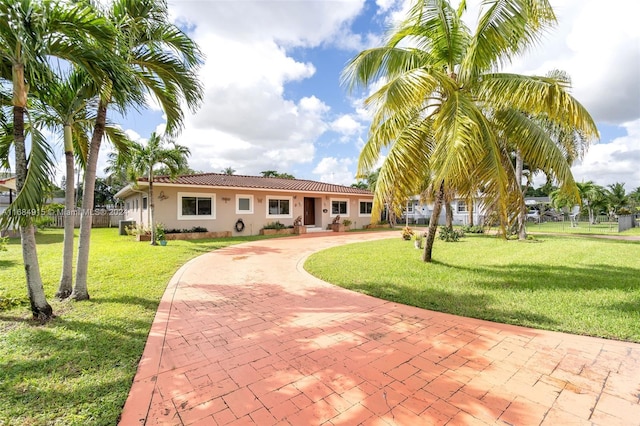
[[120, 232, 640, 425]]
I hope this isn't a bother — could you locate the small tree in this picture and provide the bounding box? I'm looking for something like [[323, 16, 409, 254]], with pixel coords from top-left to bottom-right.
[[125, 132, 190, 245]]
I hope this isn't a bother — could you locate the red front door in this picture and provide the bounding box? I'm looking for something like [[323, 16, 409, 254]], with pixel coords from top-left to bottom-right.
[[304, 198, 315, 226]]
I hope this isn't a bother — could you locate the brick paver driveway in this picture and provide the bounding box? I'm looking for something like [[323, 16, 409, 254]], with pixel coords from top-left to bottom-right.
[[119, 232, 640, 425]]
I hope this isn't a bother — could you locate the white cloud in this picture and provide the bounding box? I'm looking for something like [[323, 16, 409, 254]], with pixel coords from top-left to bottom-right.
[[330, 114, 363, 140], [571, 119, 640, 189], [507, 0, 640, 125], [313, 157, 355, 185]]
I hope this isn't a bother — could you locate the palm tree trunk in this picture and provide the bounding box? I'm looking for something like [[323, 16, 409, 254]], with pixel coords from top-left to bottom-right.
[[422, 182, 445, 263], [12, 64, 53, 319], [467, 197, 474, 226], [149, 170, 156, 245], [56, 124, 75, 299], [73, 100, 107, 300], [515, 150, 527, 240], [445, 201, 453, 228]]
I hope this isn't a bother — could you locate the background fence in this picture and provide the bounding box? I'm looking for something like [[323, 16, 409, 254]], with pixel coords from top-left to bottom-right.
[[41, 210, 124, 229], [525, 214, 638, 234]]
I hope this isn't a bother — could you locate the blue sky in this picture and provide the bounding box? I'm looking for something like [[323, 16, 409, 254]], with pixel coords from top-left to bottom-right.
[[102, 0, 640, 191]]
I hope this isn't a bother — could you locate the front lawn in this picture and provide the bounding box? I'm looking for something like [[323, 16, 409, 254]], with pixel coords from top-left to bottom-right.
[[0, 228, 283, 426], [304, 234, 640, 342]]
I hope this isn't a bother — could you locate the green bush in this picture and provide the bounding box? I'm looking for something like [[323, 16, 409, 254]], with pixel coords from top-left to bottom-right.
[[461, 225, 484, 234], [0, 236, 7, 251], [34, 216, 54, 229], [438, 226, 464, 242], [263, 221, 286, 230]]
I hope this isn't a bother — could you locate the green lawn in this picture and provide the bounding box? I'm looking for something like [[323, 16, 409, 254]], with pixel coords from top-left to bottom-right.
[[305, 234, 640, 343], [0, 228, 284, 426]]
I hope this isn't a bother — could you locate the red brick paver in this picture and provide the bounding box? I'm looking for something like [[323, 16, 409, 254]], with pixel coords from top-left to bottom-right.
[[119, 233, 640, 425]]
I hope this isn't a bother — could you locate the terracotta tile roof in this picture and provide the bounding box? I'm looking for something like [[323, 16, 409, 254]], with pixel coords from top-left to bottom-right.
[[138, 173, 372, 195]]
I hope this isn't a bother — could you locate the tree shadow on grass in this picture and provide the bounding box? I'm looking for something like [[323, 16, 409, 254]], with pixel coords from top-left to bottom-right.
[[0, 316, 152, 425], [91, 295, 160, 312], [344, 280, 559, 329], [0, 260, 17, 268]]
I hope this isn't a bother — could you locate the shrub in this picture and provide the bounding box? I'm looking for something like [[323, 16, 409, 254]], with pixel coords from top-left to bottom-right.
[[401, 226, 414, 240], [263, 221, 286, 230], [34, 216, 54, 229], [461, 225, 484, 234], [0, 236, 7, 252], [438, 226, 464, 242], [342, 219, 352, 227]]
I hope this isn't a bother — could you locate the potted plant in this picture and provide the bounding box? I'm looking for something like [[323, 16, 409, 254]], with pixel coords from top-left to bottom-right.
[[401, 226, 414, 240], [156, 223, 167, 246], [413, 232, 424, 249], [342, 219, 352, 231]]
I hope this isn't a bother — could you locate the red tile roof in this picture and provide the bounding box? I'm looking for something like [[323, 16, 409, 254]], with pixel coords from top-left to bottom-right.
[[138, 173, 372, 195]]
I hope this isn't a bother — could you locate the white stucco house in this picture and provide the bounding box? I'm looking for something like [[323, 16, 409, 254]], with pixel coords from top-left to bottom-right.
[[114, 173, 375, 235]]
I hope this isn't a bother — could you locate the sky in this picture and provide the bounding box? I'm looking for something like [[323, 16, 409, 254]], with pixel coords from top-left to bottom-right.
[[102, 0, 640, 191]]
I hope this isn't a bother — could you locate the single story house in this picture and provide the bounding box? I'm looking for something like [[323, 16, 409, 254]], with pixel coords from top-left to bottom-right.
[[114, 173, 375, 235], [401, 195, 487, 226]]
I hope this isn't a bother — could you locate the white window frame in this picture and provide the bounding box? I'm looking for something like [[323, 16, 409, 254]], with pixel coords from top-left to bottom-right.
[[236, 194, 254, 214], [358, 200, 373, 217], [266, 196, 293, 218], [178, 192, 216, 220], [330, 198, 349, 217], [457, 201, 468, 213], [142, 196, 148, 210]]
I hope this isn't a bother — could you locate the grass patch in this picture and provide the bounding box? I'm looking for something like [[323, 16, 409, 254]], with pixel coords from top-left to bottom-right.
[[0, 228, 286, 426], [305, 234, 640, 342]]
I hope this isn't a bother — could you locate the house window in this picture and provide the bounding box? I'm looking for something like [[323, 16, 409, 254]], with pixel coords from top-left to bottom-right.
[[406, 203, 414, 213], [331, 199, 348, 216], [359, 200, 373, 216], [457, 201, 468, 213], [178, 192, 215, 220], [236, 195, 253, 214], [142, 196, 148, 210], [267, 196, 292, 218], [125, 202, 130, 210]]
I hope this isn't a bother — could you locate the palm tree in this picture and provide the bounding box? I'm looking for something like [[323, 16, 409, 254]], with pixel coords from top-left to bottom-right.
[[606, 182, 629, 215], [0, 0, 115, 319], [34, 70, 130, 299], [120, 132, 190, 245], [575, 181, 606, 224], [221, 167, 236, 175], [513, 70, 593, 239], [343, 0, 598, 262], [72, 0, 204, 300]]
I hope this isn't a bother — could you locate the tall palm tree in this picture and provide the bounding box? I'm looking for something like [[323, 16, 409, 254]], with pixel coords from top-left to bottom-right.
[[513, 69, 593, 239], [72, 0, 203, 300], [343, 0, 598, 262], [0, 0, 115, 319], [34, 69, 130, 299], [119, 132, 190, 245], [221, 167, 236, 175]]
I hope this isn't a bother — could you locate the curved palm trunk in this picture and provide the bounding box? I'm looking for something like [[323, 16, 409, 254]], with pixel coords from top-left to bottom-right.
[[72, 100, 107, 300], [148, 170, 156, 245], [56, 124, 75, 299], [422, 182, 445, 263], [12, 63, 53, 319], [467, 197, 474, 226], [515, 150, 527, 240]]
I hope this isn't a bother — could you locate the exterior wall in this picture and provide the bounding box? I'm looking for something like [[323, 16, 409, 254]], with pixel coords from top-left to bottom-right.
[[122, 185, 374, 236]]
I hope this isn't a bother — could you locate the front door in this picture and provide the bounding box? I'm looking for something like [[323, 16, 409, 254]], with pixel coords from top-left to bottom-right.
[[304, 197, 315, 226]]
